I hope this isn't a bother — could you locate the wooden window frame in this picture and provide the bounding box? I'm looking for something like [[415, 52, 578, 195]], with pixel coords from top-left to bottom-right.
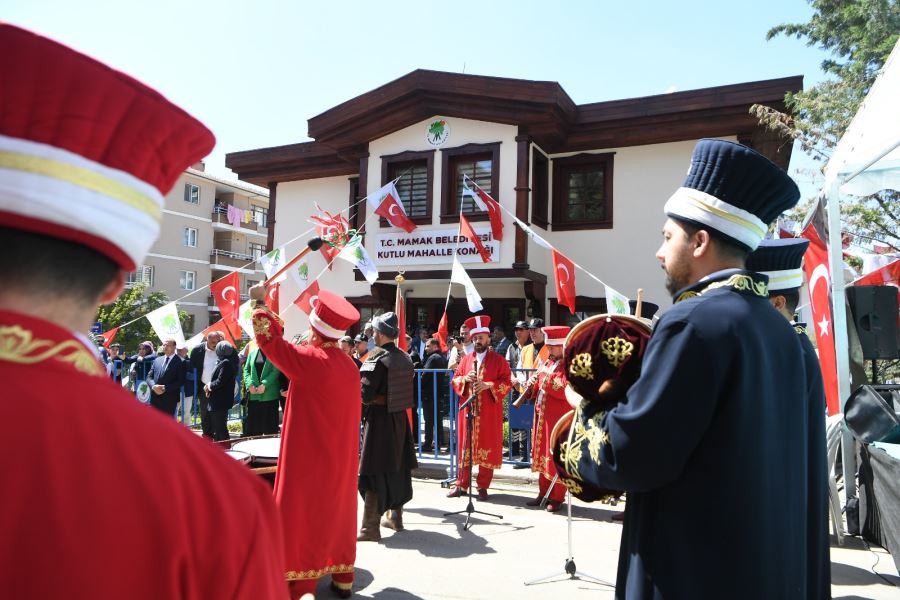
[[439, 142, 501, 224], [531, 148, 549, 228], [380, 150, 435, 227], [551, 152, 614, 231]]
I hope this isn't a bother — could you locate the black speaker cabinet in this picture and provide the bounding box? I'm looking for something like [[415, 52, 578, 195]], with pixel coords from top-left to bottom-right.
[[846, 286, 899, 360]]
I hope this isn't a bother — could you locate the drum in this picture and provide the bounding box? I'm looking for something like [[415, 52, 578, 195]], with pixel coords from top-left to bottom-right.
[[232, 437, 281, 465], [225, 450, 252, 465], [550, 313, 652, 504]]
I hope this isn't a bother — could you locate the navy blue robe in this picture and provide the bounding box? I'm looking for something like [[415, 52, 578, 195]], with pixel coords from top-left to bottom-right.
[[585, 270, 825, 599]]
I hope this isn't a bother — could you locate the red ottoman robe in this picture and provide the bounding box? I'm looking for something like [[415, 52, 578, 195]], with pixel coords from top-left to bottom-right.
[[451, 350, 511, 472], [527, 357, 569, 501], [0, 310, 287, 599], [252, 308, 360, 589]]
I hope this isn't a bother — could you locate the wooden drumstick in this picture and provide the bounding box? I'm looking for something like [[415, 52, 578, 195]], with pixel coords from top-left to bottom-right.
[[635, 288, 643, 319], [263, 237, 324, 287]]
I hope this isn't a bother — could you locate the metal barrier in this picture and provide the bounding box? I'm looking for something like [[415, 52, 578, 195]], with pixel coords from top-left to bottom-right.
[[411, 368, 536, 480]]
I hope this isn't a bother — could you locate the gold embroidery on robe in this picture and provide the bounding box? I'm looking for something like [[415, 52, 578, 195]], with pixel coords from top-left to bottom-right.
[[285, 563, 354, 581], [0, 324, 104, 377]]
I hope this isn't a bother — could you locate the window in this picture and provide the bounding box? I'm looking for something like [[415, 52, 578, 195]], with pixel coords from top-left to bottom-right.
[[251, 205, 268, 227], [552, 152, 614, 231], [380, 150, 435, 226], [440, 143, 500, 223], [184, 183, 200, 204], [249, 242, 266, 260], [348, 177, 361, 231], [179, 270, 196, 290], [531, 149, 549, 228], [125, 265, 154, 288], [246, 280, 259, 292], [183, 227, 198, 247]]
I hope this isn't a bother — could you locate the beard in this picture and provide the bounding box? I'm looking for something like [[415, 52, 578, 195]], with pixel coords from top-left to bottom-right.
[[473, 340, 488, 353], [662, 261, 691, 296]]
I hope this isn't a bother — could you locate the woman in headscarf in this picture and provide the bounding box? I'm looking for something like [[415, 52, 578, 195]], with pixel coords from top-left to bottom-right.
[[124, 341, 155, 390], [242, 343, 285, 436], [204, 341, 236, 442]]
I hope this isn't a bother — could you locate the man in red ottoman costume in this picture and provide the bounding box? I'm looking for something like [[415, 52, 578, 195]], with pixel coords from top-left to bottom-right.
[[447, 315, 512, 499], [249, 285, 361, 599], [521, 325, 570, 512], [0, 24, 287, 599]]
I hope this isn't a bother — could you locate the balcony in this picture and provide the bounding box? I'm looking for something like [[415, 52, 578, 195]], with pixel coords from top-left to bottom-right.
[[212, 204, 267, 237], [209, 248, 257, 272]]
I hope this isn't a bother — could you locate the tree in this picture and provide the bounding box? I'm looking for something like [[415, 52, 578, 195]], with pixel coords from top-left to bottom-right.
[[94, 284, 191, 353], [752, 0, 900, 251]]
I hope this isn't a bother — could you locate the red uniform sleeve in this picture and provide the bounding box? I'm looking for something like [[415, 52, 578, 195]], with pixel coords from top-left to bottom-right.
[[489, 353, 512, 403], [542, 363, 568, 403], [252, 307, 308, 380], [451, 355, 471, 399]]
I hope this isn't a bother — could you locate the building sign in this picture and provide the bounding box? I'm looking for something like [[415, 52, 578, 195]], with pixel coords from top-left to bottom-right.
[[425, 119, 450, 147], [375, 226, 500, 266]]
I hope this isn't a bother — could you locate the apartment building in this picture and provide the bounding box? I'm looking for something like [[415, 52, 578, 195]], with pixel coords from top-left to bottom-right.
[[126, 162, 269, 336]]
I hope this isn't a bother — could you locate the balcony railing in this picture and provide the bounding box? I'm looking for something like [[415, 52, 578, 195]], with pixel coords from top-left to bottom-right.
[[211, 248, 254, 262]]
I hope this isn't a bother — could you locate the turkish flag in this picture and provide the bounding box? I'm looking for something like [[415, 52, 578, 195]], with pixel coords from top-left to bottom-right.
[[553, 249, 576, 315], [311, 206, 351, 270], [475, 187, 504, 241], [265, 281, 280, 314], [202, 318, 239, 347], [100, 327, 119, 348], [293, 281, 320, 315], [435, 311, 449, 353], [374, 183, 417, 233], [800, 225, 840, 415], [210, 272, 240, 323], [459, 214, 492, 263]]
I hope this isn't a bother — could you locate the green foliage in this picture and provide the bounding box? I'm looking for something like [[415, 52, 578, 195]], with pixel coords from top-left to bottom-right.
[[753, 0, 900, 251], [94, 284, 191, 353]]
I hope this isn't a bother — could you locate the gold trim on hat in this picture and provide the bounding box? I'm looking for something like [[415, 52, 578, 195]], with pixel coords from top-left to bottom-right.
[[0, 150, 162, 221]]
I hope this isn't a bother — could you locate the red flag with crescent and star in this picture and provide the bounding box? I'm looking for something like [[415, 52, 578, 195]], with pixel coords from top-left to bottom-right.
[[800, 224, 840, 415], [209, 272, 240, 325], [464, 178, 504, 241], [100, 327, 119, 348], [552, 249, 576, 314], [310, 205, 352, 270], [374, 182, 417, 233], [265, 281, 280, 314], [201, 318, 239, 347], [459, 214, 492, 263], [293, 281, 320, 315]]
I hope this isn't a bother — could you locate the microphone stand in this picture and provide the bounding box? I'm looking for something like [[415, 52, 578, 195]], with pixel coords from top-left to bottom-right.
[[444, 391, 503, 531]]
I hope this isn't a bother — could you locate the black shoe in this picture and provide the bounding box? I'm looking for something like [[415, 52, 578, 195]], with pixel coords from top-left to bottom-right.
[[513, 461, 529, 470], [330, 580, 352, 598]]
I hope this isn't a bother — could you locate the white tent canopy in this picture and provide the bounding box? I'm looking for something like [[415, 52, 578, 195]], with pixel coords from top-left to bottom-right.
[[821, 37, 900, 496]]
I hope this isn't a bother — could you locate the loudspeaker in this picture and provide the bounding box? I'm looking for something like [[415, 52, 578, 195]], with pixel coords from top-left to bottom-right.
[[846, 286, 899, 360]]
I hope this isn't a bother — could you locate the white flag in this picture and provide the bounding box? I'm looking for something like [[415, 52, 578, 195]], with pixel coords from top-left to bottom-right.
[[145, 302, 186, 348], [288, 259, 311, 289], [604, 285, 631, 315], [451, 256, 483, 312], [258, 246, 287, 283], [513, 216, 553, 250], [338, 235, 379, 284], [237, 299, 255, 339], [462, 177, 488, 211]]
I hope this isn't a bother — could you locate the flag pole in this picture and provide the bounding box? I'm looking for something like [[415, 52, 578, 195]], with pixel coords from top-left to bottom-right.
[[262, 237, 324, 287]]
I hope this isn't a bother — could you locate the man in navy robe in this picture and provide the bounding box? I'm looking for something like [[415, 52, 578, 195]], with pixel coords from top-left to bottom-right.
[[575, 139, 826, 599]]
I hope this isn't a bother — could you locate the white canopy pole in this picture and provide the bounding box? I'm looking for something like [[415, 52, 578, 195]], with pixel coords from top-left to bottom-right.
[[823, 182, 856, 498]]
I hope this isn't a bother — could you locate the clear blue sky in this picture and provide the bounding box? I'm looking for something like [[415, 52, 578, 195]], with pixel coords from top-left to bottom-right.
[[5, 0, 830, 196]]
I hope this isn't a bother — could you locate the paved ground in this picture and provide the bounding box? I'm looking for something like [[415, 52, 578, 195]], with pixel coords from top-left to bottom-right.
[[309, 466, 899, 599]]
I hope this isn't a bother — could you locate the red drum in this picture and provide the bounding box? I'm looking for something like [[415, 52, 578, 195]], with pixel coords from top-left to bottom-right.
[[550, 313, 651, 503]]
